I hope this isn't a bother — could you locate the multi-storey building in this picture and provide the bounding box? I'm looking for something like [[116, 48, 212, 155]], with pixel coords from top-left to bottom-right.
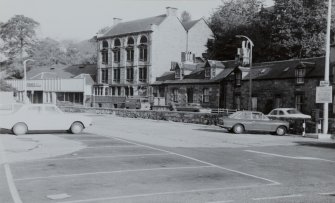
[[93, 7, 213, 108]]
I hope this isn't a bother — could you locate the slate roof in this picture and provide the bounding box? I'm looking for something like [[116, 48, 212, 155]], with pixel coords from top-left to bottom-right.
[[27, 64, 97, 82], [181, 19, 200, 31], [244, 57, 330, 80], [101, 15, 167, 38]]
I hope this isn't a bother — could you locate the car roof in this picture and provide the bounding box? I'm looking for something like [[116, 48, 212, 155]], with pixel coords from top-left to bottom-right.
[[272, 108, 296, 111]]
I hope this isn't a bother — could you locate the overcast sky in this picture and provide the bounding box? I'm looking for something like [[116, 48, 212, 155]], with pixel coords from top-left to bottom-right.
[[0, 0, 274, 41]]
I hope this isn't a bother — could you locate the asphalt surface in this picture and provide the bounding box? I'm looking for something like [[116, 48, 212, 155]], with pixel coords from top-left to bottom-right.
[[1, 114, 335, 203]]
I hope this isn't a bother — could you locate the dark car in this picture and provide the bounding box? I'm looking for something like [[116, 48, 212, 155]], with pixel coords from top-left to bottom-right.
[[219, 111, 289, 136]]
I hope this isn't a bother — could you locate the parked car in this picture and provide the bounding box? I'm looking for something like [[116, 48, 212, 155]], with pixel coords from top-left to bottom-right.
[[267, 108, 311, 119], [218, 111, 289, 136], [0, 103, 92, 135]]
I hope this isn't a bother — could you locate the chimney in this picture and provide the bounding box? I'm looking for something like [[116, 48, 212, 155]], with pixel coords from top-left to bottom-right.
[[166, 7, 177, 16], [113, 18, 122, 26]]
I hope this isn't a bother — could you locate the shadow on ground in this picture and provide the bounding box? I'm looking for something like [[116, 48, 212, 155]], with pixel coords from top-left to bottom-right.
[[294, 141, 335, 149], [194, 128, 228, 134]]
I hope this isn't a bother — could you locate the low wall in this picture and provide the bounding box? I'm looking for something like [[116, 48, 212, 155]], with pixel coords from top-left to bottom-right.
[[59, 106, 335, 134], [60, 106, 221, 125]]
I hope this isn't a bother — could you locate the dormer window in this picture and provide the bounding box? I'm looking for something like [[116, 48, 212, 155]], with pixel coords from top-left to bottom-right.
[[175, 67, 181, 79], [205, 67, 210, 78], [235, 71, 242, 86], [295, 68, 305, 84]]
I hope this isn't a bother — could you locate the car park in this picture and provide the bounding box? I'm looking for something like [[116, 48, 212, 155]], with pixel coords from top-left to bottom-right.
[[219, 111, 289, 135], [267, 108, 311, 119], [0, 103, 92, 135]]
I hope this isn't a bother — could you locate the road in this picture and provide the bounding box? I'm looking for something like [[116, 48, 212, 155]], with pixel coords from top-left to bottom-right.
[[1, 114, 335, 203]]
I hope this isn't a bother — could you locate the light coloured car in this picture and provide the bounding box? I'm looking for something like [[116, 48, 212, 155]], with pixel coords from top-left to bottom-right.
[[219, 111, 289, 136], [268, 108, 311, 119], [0, 103, 92, 135]]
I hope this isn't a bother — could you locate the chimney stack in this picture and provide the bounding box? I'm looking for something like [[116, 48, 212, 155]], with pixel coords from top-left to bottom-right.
[[113, 18, 122, 26], [166, 7, 177, 16]]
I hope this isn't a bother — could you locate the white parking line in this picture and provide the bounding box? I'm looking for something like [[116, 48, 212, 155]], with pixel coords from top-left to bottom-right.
[[0, 137, 23, 203], [108, 136, 280, 185], [57, 184, 263, 203], [14, 165, 214, 181], [41, 153, 170, 161], [207, 200, 234, 203], [252, 194, 303, 201], [85, 145, 141, 148], [245, 150, 335, 163], [318, 192, 335, 195]]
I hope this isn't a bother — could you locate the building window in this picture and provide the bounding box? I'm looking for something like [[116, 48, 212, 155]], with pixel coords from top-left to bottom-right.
[[111, 87, 115, 95], [101, 40, 109, 64], [275, 96, 282, 108], [113, 49, 120, 62], [175, 68, 181, 79], [234, 95, 241, 110], [295, 94, 304, 111], [203, 88, 209, 103], [235, 71, 242, 86], [127, 67, 134, 82], [139, 66, 147, 82], [101, 69, 108, 84], [205, 68, 210, 78], [252, 97, 257, 111], [173, 89, 179, 102], [127, 37, 134, 62], [295, 68, 305, 84], [117, 87, 121, 96], [139, 36, 148, 61], [187, 88, 193, 103], [113, 38, 121, 63], [113, 68, 120, 82]]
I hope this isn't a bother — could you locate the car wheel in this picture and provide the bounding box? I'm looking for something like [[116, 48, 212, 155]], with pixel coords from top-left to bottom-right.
[[70, 122, 84, 134], [12, 122, 28, 135], [276, 126, 287, 136], [232, 124, 244, 134]]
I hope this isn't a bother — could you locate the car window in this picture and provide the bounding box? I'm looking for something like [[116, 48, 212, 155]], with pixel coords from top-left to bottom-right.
[[27, 106, 42, 113], [269, 110, 276, 115], [287, 109, 300, 114], [229, 112, 242, 119], [262, 114, 270, 120], [44, 106, 61, 114], [279, 110, 285, 115], [252, 113, 262, 120]]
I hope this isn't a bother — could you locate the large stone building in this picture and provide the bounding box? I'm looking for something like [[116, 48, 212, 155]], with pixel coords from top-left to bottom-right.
[[93, 7, 213, 108]]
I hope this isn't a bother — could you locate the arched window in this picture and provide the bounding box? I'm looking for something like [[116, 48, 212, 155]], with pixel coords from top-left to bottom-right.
[[113, 38, 121, 62], [101, 40, 109, 64], [126, 37, 134, 62], [139, 36, 148, 61]]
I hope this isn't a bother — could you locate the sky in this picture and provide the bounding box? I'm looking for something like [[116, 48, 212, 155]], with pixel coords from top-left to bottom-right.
[[0, 0, 274, 41]]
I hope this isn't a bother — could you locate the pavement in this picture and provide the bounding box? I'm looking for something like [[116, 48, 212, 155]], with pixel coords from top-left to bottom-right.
[[1, 114, 335, 203]]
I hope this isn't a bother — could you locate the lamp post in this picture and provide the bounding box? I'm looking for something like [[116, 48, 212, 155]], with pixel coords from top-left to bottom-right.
[[322, 0, 332, 135], [23, 59, 34, 103], [236, 35, 254, 110]]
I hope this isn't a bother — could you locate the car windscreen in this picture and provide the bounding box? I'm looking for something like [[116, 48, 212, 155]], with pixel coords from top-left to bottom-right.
[[287, 109, 301, 114]]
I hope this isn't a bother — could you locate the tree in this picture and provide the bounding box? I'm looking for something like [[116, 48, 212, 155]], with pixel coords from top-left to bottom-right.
[[180, 11, 192, 22], [32, 38, 67, 66], [0, 15, 39, 62], [271, 0, 334, 59], [207, 0, 266, 61]]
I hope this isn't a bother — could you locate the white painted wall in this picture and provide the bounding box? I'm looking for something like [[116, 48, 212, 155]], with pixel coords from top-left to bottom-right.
[[150, 15, 187, 83], [187, 19, 213, 58]]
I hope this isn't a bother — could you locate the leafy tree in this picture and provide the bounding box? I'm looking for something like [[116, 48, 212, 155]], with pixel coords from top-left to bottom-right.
[[180, 11, 192, 22], [0, 79, 14, 91], [207, 0, 266, 61], [32, 38, 67, 66], [0, 15, 39, 62]]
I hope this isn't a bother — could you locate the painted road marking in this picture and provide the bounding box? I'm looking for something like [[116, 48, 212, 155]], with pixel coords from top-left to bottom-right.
[[207, 200, 234, 203], [108, 136, 281, 185], [252, 194, 303, 201], [14, 165, 214, 181], [41, 153, 170, 161], [318, 192, 335, 196], [57, 184, 265, 203], [0, 137, 23, 203], [85, 145, 142, 149], [245, 150, 335, 163]]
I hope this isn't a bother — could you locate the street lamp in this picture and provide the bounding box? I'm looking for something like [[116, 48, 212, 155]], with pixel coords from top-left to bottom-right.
[[23, 59, 34, 103], [321, 0, 332, 135], [236, 35, 254, 110]]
